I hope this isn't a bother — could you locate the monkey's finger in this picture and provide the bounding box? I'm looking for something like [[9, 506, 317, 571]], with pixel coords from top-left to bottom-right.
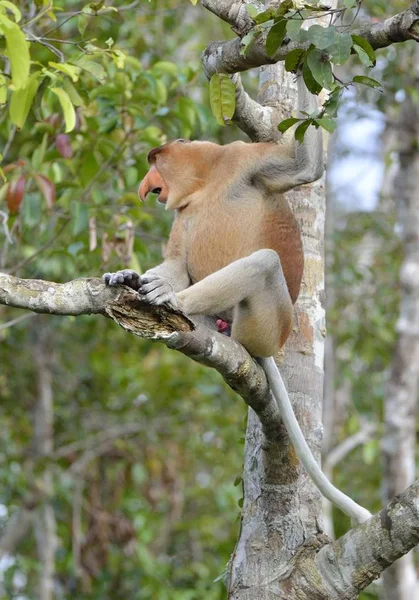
[[103, 273, 111, 285], [139, 280, 167, 294], [140, 273, 161, 285], [120, 269, 140, 281], [143, 289, 178, 307], [107, 272, 128, 286]]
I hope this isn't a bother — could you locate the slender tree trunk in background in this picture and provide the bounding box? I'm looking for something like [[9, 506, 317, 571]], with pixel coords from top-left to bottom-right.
[[322, 145, 338, 539], [33, 321, 57, 600], [228, 61, 326, 600], [381, 86, 419, 600]]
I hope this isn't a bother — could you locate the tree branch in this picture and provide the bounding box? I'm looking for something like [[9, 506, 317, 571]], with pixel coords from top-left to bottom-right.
[[202, 0, 255, 33], [0, 273, 282, 441], [202, 1, 419, 78], [316, 479, 419, 597], [231, 73, 277, 142], [0, 508, 34, 557]]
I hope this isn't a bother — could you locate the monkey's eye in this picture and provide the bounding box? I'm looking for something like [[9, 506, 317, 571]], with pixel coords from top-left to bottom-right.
[[176, 138, 190, 144]]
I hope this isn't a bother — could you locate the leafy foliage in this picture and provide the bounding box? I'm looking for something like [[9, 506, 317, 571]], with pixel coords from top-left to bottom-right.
[[238, 0, 382, 139], [0, 1, 241, 597]]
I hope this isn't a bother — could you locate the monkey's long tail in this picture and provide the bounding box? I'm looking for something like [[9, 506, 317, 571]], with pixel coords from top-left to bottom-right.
[[259, 357, 372, 525]]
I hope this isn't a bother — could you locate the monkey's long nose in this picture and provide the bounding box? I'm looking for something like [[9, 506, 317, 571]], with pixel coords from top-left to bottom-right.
[[138, 165, 168, 202]]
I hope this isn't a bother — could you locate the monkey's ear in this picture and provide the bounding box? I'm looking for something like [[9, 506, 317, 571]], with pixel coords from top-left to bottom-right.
[[138, 165, 169, 203]]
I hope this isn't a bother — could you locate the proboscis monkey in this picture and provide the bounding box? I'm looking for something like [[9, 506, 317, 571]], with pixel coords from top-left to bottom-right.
[[104, 76, 371, 524]]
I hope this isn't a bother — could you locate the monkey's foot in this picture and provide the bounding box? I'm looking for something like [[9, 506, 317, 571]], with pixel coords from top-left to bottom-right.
[[139, 273, 179, 309], [103, 269, 141, 291]]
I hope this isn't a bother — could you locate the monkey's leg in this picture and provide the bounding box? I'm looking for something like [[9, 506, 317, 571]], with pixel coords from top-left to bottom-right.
[[176, 249, 293, 357]]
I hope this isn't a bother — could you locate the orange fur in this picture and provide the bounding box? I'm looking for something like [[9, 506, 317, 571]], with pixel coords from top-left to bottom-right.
[[140, 140, 304, 338]]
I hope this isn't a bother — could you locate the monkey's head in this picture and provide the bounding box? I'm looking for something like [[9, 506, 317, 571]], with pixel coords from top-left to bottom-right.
[[138, 139, 222, 210]]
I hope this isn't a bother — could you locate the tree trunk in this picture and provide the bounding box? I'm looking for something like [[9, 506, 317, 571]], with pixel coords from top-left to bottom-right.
[[228, 61, 327, 600], [33, 321, 57, 600], [381, 84, 419, 600]]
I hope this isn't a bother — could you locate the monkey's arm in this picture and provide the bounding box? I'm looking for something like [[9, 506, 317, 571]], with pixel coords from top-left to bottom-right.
[[253, 76, 324, 193], [141, 216, 190, 292], [104, 216, 190, 299]]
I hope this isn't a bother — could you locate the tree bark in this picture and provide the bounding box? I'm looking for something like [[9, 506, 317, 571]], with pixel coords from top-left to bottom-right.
[[380, 81, 419, 600], [227, 60, 327, 599], [33, 323, 57, 600]]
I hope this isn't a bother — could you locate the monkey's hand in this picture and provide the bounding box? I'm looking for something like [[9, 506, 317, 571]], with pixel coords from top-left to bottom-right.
[[102, 269, 141, 291], [139, 273, 180, 309]]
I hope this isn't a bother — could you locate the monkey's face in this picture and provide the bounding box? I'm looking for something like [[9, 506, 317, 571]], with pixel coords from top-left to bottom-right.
[[138, 139, 190, 207], [138, 139, 221, 210]]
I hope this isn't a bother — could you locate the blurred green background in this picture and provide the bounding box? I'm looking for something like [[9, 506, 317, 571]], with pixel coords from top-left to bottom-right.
[[0, 0, 417, 598]]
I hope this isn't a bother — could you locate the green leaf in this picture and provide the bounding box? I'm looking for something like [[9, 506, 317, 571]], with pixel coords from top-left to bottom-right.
[[89, 0, 104, 10], [278, 117, 300, 133], [0, 1, 22, 22], [74, 57, 106, 83], [209, 73, 235, 126], [284, 48, 306, 73], [50, 87, 76, 132], [327, 32, 352, 65], [286, 17, 304, 42], [77, 12, 90, 35], [315, 117, 336, 133], [22, 191, 41, 227], [49, 62, 81, 82], [0, 74, 7, 104], [352, 75, 382, 90], [177, 96, 196, 130], [9, 73, 41, 128], [152, 61, 178, 77], [253, 7, 275, 24], [155, 79, 167, 105], [0, 15, 30, 89], [295, 119, 313, 143], [31, 132, 48, 170], [302, 61, 322, 95], [190, 0, 198, 5], [276, 0, 294, 18], [351, 34, 376, 65], [307, 49, 334, 90], [71, 200, 89, 236], [266, 19, 287, 58], [307, 25, 336, 50], [31, 76, 49, 120], [245, 4, 259, 19], [353, 44, 374, 67], [323, 87, 343, 117], [240, 30, 255, 57], [62, 78, 86, 107]]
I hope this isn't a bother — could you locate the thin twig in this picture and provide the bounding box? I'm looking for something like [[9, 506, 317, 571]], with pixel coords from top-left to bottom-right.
[[0, 211, 13, 244], [72, 473, 85, 580], [8, 219, 69, 275], [2, 125, 16, 161], [324, 422, 376, 471], [42, 11, 82, 37], [25, 34, 65, 61], [55, 423, 144, 459], [0, 312, 35, 331], [80, 129, 133, 200]]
